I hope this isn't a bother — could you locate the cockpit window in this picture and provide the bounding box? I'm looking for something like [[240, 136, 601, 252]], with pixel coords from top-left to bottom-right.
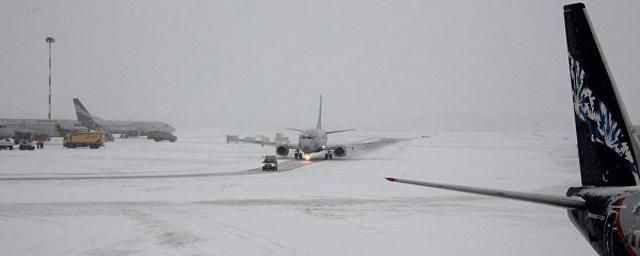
[[299, 135, 313, 139]]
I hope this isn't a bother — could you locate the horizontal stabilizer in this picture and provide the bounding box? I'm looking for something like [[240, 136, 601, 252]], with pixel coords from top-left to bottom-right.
[[287, 128, 305, 132], [386, 177, 585, 209]]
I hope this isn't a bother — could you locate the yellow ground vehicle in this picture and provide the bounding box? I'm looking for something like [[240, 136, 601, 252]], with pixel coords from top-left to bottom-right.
[[146, 131, 177, 142], [63, 132, 106, 149]]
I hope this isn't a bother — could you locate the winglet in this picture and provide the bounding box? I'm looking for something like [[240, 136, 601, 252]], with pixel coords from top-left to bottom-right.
[[316, 95, 323, 130]]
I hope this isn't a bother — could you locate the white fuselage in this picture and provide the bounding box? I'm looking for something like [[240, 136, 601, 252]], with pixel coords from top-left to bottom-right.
[[0, 119, 83, 138], [0, 119, 175, 138], [97, 120, 175, 135], [298, 129, 328, 154]]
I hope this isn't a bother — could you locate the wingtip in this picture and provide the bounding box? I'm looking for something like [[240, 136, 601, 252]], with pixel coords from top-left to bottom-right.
[[385, 177, 397, 182]]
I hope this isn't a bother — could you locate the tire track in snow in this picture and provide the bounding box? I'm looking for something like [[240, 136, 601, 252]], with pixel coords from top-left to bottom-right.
[[0, 138, 406, 181]]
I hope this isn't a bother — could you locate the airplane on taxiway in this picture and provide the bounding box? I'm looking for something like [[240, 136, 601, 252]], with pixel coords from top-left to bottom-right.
[[228, 95, 354, 160]]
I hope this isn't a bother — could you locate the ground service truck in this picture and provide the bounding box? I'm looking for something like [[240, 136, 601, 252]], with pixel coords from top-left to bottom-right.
[[146, 131, 177, 142], [63, 132, 106, 149]]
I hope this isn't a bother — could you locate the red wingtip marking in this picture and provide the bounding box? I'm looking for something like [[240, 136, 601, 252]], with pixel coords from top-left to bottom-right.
[[385, 177, 396, 182]]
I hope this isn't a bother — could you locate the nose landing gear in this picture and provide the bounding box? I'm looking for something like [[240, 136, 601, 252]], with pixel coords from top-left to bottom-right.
[[294, 150, 301, 159]]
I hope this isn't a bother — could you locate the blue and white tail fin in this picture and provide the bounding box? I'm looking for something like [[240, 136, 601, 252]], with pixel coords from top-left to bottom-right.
[[73, 98, 114, 141], [564, 3, 639, 186], [73, 98, 95, 128]]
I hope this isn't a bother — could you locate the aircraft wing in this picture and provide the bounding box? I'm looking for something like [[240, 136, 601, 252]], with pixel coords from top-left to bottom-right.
[[226, 135, 292, 147], [326, 129, 355, 134], [386, 177, 586, 209], [283, 144, 300, 150]]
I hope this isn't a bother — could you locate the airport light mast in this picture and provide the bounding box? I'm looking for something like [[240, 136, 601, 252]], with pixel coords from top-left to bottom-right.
[[46, 35, 55, 120]]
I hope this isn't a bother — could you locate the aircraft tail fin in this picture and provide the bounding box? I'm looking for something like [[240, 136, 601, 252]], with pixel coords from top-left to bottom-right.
[[72, 98, 114, 141], [564, 3, 639, 186], [317, 95, 323, 130], [73, 98, 94, 126]]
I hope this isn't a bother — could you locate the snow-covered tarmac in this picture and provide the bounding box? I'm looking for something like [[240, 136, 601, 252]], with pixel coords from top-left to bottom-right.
[[0, 130, 595, 255]]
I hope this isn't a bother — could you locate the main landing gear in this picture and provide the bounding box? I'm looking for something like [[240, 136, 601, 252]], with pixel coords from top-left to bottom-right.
[[324, 151, 333, 160]]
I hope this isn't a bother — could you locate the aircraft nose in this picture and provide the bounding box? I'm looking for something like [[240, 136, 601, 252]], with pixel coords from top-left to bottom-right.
[[301, 142, 313, 152]]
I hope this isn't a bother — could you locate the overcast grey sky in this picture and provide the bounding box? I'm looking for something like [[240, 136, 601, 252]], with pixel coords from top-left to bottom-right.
[[1, 0, 639, 132]]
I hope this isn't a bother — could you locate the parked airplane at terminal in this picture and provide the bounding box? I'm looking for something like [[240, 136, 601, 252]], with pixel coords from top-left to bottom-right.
[[0, 99, 176, 141], [73, 98, 175, 138], [228, 95, 354, 160], [387, 4, 640, 256]]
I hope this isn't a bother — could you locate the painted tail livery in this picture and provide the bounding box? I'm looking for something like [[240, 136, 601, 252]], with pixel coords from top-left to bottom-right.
[[566, 3, 640, 187], [73, 98, 98, 130], [73, 98, 115, 141], [387, 3, 640, 255]]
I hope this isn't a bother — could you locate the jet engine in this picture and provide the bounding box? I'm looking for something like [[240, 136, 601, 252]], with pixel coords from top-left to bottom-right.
[[276, 145, 289, 156], [333, 145, 347, 157]]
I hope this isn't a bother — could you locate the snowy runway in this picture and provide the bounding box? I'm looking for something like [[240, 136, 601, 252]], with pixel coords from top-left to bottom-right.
[[0, 131, 595, 255]]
